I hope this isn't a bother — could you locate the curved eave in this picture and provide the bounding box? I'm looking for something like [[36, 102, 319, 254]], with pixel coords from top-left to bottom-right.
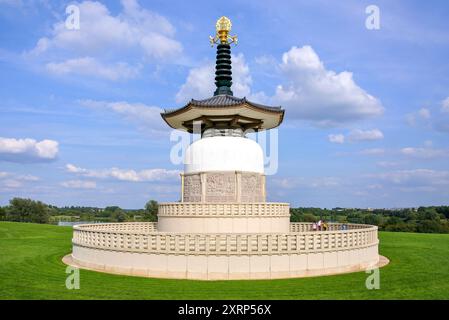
[[161, 103, 285, 132]]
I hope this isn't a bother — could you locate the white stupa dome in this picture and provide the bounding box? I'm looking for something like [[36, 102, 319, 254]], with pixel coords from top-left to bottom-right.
[[184, 136, 264, 174]]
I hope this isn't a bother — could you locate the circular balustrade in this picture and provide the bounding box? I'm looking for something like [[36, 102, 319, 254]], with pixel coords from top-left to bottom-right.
[[67, 222, 381, 280]]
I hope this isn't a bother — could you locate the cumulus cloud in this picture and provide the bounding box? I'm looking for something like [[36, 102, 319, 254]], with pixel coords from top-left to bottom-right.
[[0, 137, 58, 162], [26, 0, 182, 80], [442, 97, 449, 113], [46, 57, 141, 80], [347, 129, 384, 142], [176, 63, 214, 103], [328, 134, 345, 144], [406, 107, 432, 126], [79, 99, 165, 133], [418, 108, 431, 119], [377, 161, 400, 168], [61, 180, 96, 189], [0, 171, 39, 189], [400, 147, 449, 159], [272, 176, 340, 189], [358, 148, 385, 155], [272, 46, 384, 126], [66, 163, 179, 182], [175, 45, 383, 127], [328, 129, 383, 143], [372, 169, 449, 187], [175, 53, 252, 103]]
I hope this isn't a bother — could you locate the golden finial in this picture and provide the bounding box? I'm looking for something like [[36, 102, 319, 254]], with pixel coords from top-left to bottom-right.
[[209, 16, 238, 46]]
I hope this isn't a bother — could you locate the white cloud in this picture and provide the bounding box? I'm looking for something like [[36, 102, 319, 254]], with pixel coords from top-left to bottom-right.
[[442, 97, 449, 113], [272, 46, 384, 126], [16, 174, 40, 181], [406, 107, 431, 126], [176, 63, 213, 103], [231, 53, 252, 98], [373, 169, 449, 186], [377, 161, 400, 168], [272, 176, 340, 189], [66, 163, 87, 174], [424, 140, 433, 147], [418, 108, 431, 119], [176, 53, 252, 103], [66, 163, 179, 182], [310, 177, 340, 188], [176, 45, 383, 127], [0, 137, 58, 162], [79, 99, 165, 133], [61, 180, 97, 189], [1, 179, 23, 189], [328, 134, 345, 144], [358, 148, 385, 155], [0, 171, 39, 189], [254, 54, 278, 67], [0, 171, 9, 179], [400, 147, 448, 159], [328, 129, 383, 144], [347, 129, 384, 142], [46, 57, 140, 81], [27, 0, 182, 79]]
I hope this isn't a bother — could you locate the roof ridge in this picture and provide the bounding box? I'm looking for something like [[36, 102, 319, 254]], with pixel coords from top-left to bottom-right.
[[164, 95, 282, 113]]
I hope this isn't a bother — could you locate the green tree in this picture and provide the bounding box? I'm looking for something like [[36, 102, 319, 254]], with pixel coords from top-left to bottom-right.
[[364, 214, 381, 226], [144, 200, 158, 221], [417, 220, 447, 233], [112, 208, 127, 222], [0, 206, 5, 220], [418, 207, 440, 221], [8, 198, 49, 224], [302, 213, 318, 222]]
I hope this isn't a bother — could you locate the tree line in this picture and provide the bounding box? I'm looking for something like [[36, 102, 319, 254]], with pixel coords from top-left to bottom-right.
[[1, 197, 449, 234], [290, 206, 449, 234], [0, 198, 158, 224]]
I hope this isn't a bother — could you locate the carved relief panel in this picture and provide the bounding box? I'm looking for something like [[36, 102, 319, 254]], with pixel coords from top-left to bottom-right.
[[205, 172, 236, 202], [182, 171, 266, 203], [183, 174, 202, 202], [241, 172, 264, 202]]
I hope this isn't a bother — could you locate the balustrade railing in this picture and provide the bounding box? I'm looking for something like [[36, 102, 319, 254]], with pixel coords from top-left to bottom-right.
[[73, 222, 378, 255], [157, 202, 290, 217]]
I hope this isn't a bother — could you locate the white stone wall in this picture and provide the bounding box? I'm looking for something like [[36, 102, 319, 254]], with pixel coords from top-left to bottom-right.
[[70, 222, 380, 280], [72, 243, 379, 280], [157, 202, 290, 233]]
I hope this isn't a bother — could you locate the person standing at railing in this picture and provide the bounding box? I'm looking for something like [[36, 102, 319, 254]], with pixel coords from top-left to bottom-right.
[[323, 221, 328, 231], [317, 220, 322, 231], [312, 222, 317, 231]]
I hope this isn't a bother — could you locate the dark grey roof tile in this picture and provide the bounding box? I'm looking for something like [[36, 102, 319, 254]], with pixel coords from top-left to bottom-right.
[[163, 95, 283, 114]]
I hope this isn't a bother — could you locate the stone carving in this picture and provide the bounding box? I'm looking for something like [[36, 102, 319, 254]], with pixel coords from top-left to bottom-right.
[[182, 171, 266, 202], [183, 174, 202, 202], [241, 172, 263, 202], [206, 172, 236, 202]]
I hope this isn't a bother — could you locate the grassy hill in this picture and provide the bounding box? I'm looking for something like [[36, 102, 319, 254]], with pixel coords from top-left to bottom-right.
[[0, 221, 448, 299]]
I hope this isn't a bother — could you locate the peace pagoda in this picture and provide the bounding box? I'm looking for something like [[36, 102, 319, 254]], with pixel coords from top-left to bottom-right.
[[65, 17, 380, 280]]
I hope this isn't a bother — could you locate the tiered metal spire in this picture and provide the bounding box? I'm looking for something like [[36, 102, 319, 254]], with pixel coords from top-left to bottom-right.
[[209, 16, 238, 96]]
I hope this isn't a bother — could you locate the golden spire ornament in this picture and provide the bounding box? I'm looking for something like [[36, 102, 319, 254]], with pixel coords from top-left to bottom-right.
[[209, 16, 238, 46]]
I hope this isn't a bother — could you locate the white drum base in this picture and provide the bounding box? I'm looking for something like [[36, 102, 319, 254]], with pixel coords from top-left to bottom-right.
[[67, 244, 381, 280], [67, 222, 382, 280]]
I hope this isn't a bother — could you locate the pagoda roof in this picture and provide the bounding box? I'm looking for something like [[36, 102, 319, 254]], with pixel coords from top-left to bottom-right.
[[161, 95, 284, 132]]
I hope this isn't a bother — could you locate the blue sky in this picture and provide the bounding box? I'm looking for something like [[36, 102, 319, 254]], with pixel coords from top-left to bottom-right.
[[1, 0, 449, 209]]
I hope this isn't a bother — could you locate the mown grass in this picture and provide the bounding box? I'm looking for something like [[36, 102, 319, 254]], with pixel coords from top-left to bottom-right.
[[0, 221, 448, 299]]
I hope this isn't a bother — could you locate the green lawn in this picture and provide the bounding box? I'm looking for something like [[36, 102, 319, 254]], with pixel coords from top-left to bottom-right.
[[0, 221, 448, 299]]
